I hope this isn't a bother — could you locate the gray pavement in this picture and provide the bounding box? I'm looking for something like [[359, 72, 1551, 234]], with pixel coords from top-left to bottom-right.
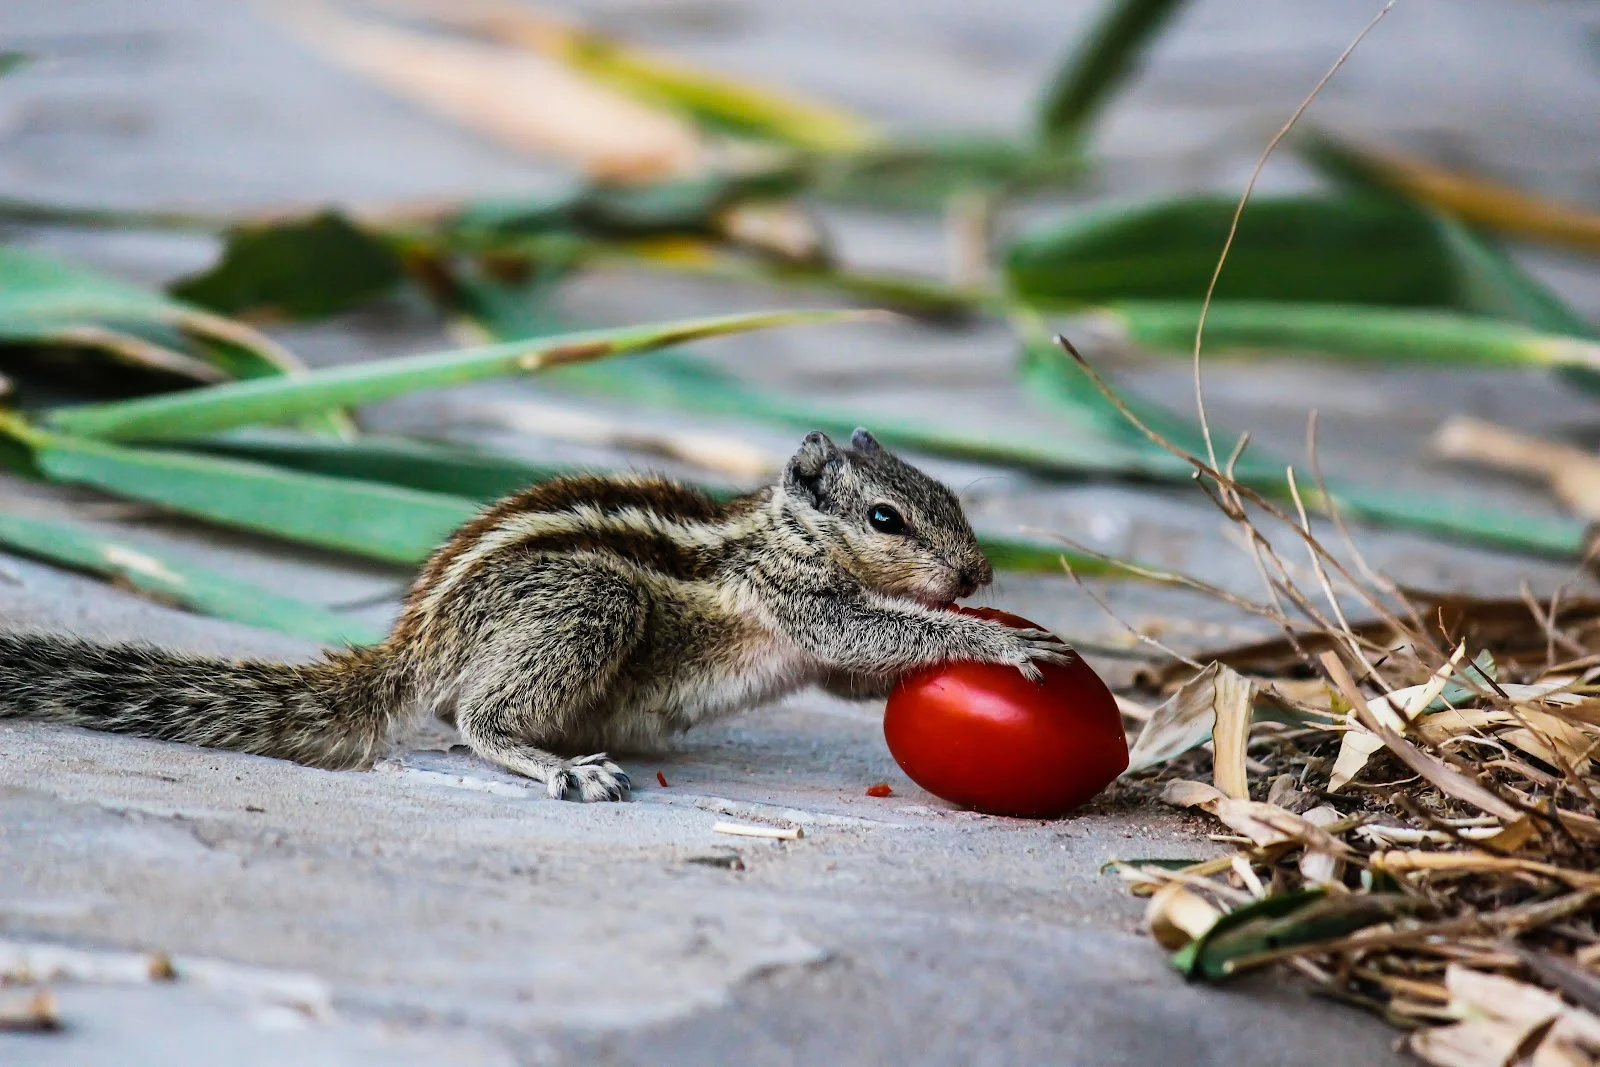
[[4, 0, 1599, 1063]]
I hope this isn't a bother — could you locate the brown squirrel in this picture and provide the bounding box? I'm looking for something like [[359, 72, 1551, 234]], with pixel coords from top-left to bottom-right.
[[0, 429, 1072, 801]]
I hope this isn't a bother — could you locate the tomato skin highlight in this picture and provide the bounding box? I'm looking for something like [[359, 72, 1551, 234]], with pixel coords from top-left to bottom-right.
[[883, 607, 1128, 818]]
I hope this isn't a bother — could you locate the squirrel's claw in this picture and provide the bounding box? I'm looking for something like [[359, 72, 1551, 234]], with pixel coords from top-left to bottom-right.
[[1003, 626, 1075, 681]]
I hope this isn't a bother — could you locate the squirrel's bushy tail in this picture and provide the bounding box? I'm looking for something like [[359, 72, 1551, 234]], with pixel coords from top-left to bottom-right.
[[0, 632, 400, 769]]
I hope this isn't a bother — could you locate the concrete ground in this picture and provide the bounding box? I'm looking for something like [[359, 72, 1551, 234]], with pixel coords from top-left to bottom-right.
[[4, 0, 1600, 1063]]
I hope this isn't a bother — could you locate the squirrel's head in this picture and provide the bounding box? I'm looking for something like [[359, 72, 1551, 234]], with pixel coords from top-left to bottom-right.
[[780, 428, 992, 606]]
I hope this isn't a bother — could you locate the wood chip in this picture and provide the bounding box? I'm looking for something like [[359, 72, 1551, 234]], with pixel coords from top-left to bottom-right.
[[0, 989, 60, 1033], [712, 820, 802, 841]]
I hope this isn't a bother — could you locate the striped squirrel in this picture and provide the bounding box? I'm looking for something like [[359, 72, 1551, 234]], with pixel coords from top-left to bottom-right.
[[0, 429, 1072, 801]]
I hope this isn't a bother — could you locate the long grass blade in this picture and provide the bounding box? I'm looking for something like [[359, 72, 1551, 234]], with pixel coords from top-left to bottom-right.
[[180, 427, 1117, 574], [4, 422, 477, 564], [0, 511, 383, 645], [1036, 0, 1188, 148], [1102, 300, 1600, 372], [185, 429, 571, 500], [43, 309, 864, 442], [1301, 129, 1600, 254]]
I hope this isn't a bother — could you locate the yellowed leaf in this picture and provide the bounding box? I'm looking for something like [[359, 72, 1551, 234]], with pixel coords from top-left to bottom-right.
[[1501, 708, 1598, 775], [387, 0, 880, 153], [1126, 662, 1256, 798], [1313, 132, 1600, 254], [277, 3, 703, 179]]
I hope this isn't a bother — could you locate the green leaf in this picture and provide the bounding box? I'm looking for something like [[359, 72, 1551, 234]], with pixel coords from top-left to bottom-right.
[[0, 511, 383, 645], [0, 244, 304, 382], [453, 169, 808, 243], [0, 52, 29, 78], [1007, 194, 1468, 310], [186, 429, 570, 500], [171, 211, 405, 321], [42, 308, 863, 443], [0, 243, 353, 436], [6, 423, 476, 564], [1037, 0, 1189, 148], [816, 137, 1082, 209], [1170, 890, 1407, 981]]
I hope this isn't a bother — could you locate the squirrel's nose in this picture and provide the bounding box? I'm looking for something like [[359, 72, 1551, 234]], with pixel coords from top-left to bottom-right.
[[957, 564, 990, 598]]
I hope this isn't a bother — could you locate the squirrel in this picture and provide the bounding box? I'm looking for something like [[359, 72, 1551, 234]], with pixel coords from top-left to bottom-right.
[[0, 429, 1072, 801]]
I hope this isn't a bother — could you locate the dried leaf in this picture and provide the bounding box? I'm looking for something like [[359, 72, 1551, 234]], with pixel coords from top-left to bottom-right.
[[1434, 416, 1600, 521], [1409, 966, 1567, 1067], [1161, 780, 1349, 856], [1480, 817, 1538, 853], [278, 4, 703, 179], [1125, 662, 1256, 797], [1501, 708, 1599, 775], [1145, 882, 1222, 950], [1320, 652, 1524, 822], [1515, 948, 1600, 1018], [1530, 1008, 1600, 1067], [1328, 727, 1387, 793], [1373, 851, 1600, 889]]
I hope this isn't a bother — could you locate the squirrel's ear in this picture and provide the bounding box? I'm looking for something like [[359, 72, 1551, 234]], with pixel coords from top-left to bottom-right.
[[784, 431, 840, 498], [850, 428, 882, 454]]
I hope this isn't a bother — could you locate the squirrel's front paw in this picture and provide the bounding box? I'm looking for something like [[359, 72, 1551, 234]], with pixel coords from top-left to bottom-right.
[[995, 626, 1075, 683], [545, 753, 631, 802]]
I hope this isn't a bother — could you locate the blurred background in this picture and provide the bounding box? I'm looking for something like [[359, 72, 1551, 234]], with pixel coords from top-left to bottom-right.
[[5, 0, 1600, 658]]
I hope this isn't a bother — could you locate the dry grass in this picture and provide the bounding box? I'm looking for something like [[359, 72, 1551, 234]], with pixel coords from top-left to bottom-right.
[[1062, 330, 1600, 1062]]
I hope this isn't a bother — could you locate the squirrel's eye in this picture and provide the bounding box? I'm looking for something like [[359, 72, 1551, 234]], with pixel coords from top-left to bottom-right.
[[868, 504, 906, 535]]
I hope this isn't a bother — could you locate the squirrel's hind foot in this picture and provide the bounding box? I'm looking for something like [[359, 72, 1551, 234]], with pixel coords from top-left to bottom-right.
[[546, 753, 631, 802]]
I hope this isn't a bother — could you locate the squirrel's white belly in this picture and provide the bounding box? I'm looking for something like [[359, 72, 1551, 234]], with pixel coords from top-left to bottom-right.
[[673, 640, 815, 726]]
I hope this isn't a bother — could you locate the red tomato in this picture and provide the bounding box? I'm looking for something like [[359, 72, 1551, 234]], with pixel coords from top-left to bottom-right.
[[883, 607, 1128, 818]]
